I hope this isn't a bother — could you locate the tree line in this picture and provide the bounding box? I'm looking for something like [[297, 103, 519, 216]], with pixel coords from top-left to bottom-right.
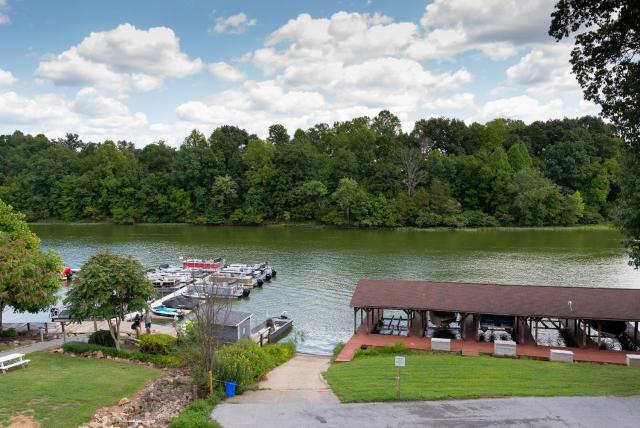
[[0, 113, 623, 228]]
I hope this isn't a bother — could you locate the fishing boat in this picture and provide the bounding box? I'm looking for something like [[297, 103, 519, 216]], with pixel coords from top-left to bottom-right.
[[182, 279, 249, 299], [182, 258, 224, 270], [251, 312, 293, 346], [151, 305, 184, 318]]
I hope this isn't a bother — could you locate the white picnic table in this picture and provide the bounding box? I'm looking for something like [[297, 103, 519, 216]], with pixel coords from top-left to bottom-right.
[[0, 353, 30, 373]]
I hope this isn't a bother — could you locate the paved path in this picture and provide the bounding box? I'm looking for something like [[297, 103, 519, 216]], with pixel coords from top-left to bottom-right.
[[225, 354, 339, 404], [0, 335, 86, 358], [213, 396, 640, 428]]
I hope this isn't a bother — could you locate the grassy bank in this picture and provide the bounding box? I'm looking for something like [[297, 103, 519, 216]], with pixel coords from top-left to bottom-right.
[[0, 352, 162, 428], [325, 353, 640, 402]]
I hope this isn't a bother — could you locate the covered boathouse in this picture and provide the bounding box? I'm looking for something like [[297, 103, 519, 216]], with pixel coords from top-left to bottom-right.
[[336, 279, 640, 364]]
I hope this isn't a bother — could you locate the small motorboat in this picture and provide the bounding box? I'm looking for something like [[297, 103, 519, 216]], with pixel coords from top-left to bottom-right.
[[251, 312, 293, 345], [151, 305, 184, 318]]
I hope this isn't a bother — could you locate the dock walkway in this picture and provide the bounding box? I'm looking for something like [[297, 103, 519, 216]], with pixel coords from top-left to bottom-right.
[[335, 332, 640, 365]]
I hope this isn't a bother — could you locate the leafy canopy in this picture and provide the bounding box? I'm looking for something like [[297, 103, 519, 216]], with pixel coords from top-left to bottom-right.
[[0, 199, 61, 326]]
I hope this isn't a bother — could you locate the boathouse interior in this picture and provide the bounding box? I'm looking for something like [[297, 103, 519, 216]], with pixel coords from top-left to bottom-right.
[[350, 279, 640, 351]]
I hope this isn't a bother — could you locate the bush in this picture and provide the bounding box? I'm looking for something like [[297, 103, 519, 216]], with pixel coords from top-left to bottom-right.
[[2, 327, 17, 338], [88, 329, 115, 348], [62, 341, 183, 367], [355, 342, 408, 357], [214, 339, 296, 393], [139, 333, 177, 355], [169, 396, 222, 428], [460, 210, 500, 227]]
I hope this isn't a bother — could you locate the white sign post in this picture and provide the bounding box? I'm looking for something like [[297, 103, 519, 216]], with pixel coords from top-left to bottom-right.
[[394, 356, 405, 398]]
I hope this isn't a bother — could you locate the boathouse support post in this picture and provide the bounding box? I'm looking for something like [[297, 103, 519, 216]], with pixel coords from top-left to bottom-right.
[[597, 321, 602, 347], [353, 308, 357, 333], [535, 319, 539, 343], [582, 320, 587, 347], [635, 321, 638, 346]]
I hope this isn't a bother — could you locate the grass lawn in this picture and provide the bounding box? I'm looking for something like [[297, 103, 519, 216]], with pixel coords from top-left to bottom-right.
[[0, 352, 163, 428], [324, 353, 640, 402]]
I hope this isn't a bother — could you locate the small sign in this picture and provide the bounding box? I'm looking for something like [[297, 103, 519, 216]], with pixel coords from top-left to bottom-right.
[[395, 356, 406, 367]]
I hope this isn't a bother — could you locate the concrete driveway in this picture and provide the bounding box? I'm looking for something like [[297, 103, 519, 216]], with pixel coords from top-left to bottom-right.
[[224, 353, 339, 404], [213, 395, 640, 428]]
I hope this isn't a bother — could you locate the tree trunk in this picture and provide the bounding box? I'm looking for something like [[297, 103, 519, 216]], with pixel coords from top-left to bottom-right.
[[0, 304, 3, 332], [107, 318, 120, 351]]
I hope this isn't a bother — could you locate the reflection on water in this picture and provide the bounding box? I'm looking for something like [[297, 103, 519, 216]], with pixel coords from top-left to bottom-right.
[[7, 224, 637, 354]]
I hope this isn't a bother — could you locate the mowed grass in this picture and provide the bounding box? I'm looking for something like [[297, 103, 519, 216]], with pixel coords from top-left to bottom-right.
[[0, 352, 162, 428], [324, 353, 640, 402]]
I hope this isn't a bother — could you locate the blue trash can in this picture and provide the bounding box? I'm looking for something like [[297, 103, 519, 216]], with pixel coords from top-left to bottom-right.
[[224, 381, 236, 398]]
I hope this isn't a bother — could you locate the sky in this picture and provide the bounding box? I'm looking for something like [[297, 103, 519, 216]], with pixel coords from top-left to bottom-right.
[[0, 0, 599, 146]]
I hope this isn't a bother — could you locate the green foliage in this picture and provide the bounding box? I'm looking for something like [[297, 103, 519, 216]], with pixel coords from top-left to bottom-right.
[[355, 342, 408, 357], [0, 199, 62, 328], [62, 341, 184, 367], [1, 327, 17, 338], [63, 253, 155, 350], [214, 339, 296, 393], [169, 397, 222, 428], [88, 329, 116, 348], [139, 333, 177, 355], [0, 115, 622, 232]]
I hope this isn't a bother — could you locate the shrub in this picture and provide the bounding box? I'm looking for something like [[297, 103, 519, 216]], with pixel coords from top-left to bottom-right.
[[139, 333, 177, 355], [460, 210, 500, 227], [2, 327, 17, 338], [169, 396, 222, 428], [62, 341, 183, 367], [88, 329, 116, 348], [355, 342, 408, 357], [214, 339, 296, 393]]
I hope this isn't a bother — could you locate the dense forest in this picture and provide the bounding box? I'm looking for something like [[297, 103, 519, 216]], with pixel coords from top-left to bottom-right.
[[0, 112, 623, 228]]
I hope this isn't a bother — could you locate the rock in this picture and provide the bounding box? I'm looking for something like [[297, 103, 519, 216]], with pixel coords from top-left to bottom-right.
[[118, 397, 130, 406]]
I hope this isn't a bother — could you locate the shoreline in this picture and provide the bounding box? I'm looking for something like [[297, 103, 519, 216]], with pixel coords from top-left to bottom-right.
[[28, 221, 618, 233]]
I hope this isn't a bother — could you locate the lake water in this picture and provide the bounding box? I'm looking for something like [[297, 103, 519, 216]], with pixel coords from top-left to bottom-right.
[[6, 224, 640, 354]]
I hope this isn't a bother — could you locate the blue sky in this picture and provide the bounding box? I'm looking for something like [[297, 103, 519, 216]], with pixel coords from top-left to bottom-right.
[[0, 0, 597, 145]]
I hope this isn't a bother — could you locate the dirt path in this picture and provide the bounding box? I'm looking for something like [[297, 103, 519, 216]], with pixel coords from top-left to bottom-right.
[[225, 354, 339, 404]]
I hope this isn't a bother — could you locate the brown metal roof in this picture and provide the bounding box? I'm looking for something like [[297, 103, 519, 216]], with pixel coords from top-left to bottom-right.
[[351, 279, 640, 321]]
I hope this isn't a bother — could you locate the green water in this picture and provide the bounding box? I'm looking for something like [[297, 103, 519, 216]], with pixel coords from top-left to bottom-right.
[[28, 224, 639, 354]]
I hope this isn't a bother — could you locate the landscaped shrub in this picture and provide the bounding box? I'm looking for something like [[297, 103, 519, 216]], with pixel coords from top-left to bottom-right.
[[356, 342, 408, 357], [62, 341, 183, 367], [1, 327, 17, 338], [88, 329, 115, 347], [169, 396, 222, 428], [214, 339, 296, 393], [139, 333, 177, 355]]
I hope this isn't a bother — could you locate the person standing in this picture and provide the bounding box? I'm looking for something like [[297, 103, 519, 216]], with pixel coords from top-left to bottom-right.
[[132, 313, 142, 338], [144, 308, 152, 334]]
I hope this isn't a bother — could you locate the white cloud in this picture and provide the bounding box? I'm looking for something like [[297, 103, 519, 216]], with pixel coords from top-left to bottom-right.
[[411, 0, 556, 61], [469, 95, 566, 123], [505, 43, 578, 96], [213, 12, 257, 34], [208, 62, 245, 82], [35, 24, 203, 92], [0, 68, 16, 86], [0, 0, 9, 24], [424, 93, 475, 110], [0, 88, 148, 141]]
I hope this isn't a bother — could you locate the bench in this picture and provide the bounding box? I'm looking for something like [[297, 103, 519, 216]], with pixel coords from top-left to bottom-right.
[[550, 349, 573, 363], [431, 338, 451, 352], [0, 353, 30, 373], [494, 340, 517, 357]]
